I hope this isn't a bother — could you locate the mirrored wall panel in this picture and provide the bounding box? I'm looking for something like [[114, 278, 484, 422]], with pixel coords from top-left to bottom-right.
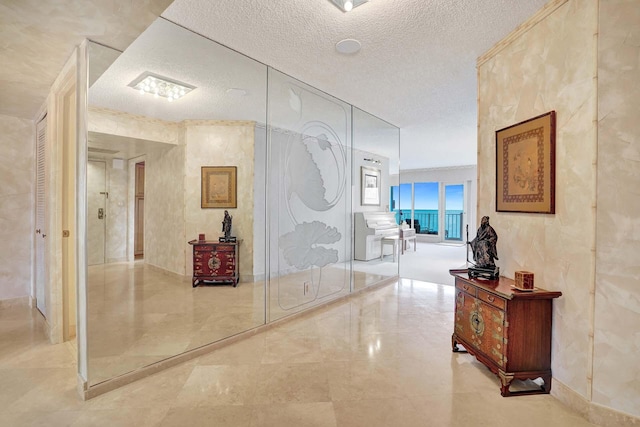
[[86, 18, 268, 386], [267, 68, 352, 321], [352, 107, 401, 290], [83, 16, 400, 390]]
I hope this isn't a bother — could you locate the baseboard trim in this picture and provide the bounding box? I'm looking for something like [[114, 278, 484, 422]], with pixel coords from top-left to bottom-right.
[[552, 379, 640, 426]]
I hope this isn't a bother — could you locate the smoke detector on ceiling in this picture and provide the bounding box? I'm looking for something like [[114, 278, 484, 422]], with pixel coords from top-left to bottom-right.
[[336, 39, 361, 54]]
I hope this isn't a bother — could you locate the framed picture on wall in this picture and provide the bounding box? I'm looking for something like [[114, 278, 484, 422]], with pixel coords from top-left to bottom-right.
[[496, 111, 556, 214], [201, 166, 237, 208], [361, 166, 381, 206]]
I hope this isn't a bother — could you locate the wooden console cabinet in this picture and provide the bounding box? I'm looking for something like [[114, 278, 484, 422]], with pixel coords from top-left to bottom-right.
[[450, 270, 561, 396], [188, 240, 240, 287]]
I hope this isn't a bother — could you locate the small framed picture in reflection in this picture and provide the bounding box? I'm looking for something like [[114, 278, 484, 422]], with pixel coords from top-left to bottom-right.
[[201, 166, 237, 208], [361, 166, 381, 206]]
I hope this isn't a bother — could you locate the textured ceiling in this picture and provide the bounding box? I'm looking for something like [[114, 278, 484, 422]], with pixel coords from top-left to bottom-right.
[[0, 0, 172, 119], [162, 0, 548, 169], [2, 0, 547, 169]]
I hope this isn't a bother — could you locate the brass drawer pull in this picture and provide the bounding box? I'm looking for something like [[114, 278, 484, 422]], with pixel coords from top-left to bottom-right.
[[487, 295, 495, 303]]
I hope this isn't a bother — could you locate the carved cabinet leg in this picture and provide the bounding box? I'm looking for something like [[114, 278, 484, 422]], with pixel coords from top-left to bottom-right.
[[499, 370, 515, 397], [541, 374, 552, 393], [452, 335, 459, 352], [451, 336, 467, 353]]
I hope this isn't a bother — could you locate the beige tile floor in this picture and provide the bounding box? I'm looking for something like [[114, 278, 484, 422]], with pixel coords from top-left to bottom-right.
[[0, 278, 599, 426], [87, 259, 396, 385]]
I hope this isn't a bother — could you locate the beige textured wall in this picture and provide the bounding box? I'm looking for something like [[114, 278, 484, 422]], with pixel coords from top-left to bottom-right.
[[88, 112, 258, 279], [0, 114, 34, 300], [594, 0, 640, 418], [105, 159, 128, 263], [477, 0, 597, 399], [88, 107, 180, 145], [144, 141, 187, 275], [183, 122, 255, 280]]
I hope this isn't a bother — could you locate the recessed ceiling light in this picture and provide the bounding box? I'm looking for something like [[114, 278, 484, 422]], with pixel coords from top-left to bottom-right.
[[328, 0, 369, 13], [128, 72, 195, 102], [336, 39, 361, 54]]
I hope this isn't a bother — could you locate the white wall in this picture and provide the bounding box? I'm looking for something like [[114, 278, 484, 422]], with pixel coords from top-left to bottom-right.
[[0, 114, 34, 301], [353, 148, 390, 213]]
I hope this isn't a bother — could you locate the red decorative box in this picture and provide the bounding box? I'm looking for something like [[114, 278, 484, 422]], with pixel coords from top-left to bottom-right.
[[515, 271, 534, 290]]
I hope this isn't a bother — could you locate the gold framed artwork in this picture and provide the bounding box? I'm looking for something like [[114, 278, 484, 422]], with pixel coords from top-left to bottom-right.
[[361, 166, 381, 206], [201, 166, 237, 208], [496, 111, 556, 214]]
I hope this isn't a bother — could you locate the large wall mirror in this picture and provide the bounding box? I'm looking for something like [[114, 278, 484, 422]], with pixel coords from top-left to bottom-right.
[[352, 107, 401, 290], [83, 16, 399, 390], [86, 18, 268, 386], [266, 68, 353, 321]]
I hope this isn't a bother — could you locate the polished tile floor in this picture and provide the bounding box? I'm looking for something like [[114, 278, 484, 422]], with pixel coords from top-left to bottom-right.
[[0, 279, 598, 426], [87, 258, 396, 385]]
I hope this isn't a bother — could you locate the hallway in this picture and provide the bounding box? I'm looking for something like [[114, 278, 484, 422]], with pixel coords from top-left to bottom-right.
[[0, 278, 596, 426]]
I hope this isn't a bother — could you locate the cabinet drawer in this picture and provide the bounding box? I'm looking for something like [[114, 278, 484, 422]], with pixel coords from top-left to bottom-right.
[[194, 245, 215, 252], [478, 290, 505, 310], [456, 281, 477, 297]]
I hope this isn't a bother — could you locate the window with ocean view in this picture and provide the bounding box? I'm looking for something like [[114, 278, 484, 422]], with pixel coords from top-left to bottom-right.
[[414, 182, 439, 234], [444, 184, 464, 241], [390, 181, 466, 241]]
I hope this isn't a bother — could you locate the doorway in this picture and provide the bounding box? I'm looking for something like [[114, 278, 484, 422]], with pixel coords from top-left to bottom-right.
[[134, 162, 144, 259]]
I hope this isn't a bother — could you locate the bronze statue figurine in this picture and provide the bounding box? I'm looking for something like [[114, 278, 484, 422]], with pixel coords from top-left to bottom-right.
[[221, 210, 233, 242], [467, 216, 500, 279]]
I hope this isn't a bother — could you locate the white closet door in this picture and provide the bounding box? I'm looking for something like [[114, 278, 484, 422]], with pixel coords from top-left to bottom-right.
[[35, 116, 47, 317]]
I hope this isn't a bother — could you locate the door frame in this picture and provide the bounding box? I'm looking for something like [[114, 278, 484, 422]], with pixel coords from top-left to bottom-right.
[[134, 161, 145, 259], [128, 155, 146, 261], [31, 48, 78, 344], [441, 182, 466, 243]]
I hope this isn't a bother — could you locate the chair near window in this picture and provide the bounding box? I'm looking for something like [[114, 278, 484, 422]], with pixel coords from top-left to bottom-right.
[[405, 219, 421, 234]]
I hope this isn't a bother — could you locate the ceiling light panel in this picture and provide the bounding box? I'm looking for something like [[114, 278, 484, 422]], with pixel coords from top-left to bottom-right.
[[328, 0, 369, 13], [128, 72, 195, 102]]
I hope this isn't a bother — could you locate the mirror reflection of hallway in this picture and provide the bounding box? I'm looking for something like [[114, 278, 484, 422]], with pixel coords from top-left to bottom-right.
[[82, 17, 398, 390], [134, 161, 144, 260]]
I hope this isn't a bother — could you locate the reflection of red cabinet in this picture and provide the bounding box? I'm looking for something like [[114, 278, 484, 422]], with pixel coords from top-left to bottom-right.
[[188, 240, 240, 287]]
